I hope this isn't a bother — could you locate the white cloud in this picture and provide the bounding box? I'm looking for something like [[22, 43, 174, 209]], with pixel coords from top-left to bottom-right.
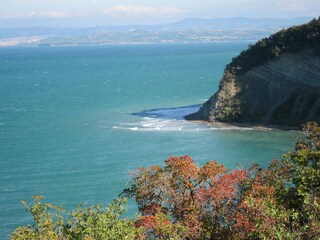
[[1, 10, 88, 19], [26, 11, 70, 18], [102, 5, 186, 17]]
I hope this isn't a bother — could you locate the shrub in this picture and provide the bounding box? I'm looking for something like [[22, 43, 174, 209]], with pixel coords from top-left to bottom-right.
[[11, 197, 139, 240]]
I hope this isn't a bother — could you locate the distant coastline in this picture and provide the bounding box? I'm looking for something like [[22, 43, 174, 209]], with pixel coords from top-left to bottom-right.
[[0, 38, 259, 48], [0, 17, 312, 47]]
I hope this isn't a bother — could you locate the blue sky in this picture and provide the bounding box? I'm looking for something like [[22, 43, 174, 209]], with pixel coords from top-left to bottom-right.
[[1, 0, 319, 27]]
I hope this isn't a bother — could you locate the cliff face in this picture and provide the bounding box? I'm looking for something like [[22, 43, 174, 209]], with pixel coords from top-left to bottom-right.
[[187, 49, 320, 126], [186, 18, 320, 127]]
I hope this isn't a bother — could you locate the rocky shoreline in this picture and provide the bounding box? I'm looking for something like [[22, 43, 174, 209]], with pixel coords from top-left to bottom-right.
[[187, 119, 300, 131]]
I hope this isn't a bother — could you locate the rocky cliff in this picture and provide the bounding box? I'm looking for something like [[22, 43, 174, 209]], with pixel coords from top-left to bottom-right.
[[186, 18, 320, 127]]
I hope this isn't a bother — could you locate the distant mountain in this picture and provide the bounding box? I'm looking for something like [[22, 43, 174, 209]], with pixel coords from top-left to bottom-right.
[[0, 17, 312, 39], [163, 17, 312, 30], [0, 17, 315, 47]]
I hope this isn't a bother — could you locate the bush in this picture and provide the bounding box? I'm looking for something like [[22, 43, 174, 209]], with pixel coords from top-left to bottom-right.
[[123, 123, 320, 239], [12, 123, 320, 239], [11, 197, 139, 240]]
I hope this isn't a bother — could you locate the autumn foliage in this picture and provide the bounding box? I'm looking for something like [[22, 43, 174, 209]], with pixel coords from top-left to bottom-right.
[[123, 156, 248, 239], [11, 122, 320, 239], [123, 122, 320, 240]]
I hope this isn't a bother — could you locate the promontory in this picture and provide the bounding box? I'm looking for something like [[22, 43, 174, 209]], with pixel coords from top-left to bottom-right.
[[186, 18, 320, 127]]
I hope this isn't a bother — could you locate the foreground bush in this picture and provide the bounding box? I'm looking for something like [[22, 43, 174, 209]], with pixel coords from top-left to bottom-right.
[[11, 122, 320, 239], [123, 122, 320, 240], [11, 197, 139, 240]]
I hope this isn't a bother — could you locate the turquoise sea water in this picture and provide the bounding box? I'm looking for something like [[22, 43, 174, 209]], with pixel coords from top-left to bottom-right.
[[0, 43, 299, 238]]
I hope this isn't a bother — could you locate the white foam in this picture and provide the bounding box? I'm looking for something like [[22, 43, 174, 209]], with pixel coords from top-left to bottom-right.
[[113, 117, 210, 132], [119, 122, 137, 126], [112, 122, 252, 132], [15, 108, 27, 112], [110, 105, 254, 132]]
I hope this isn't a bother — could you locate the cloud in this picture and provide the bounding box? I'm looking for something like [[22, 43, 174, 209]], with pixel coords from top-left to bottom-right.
[[2, 10, 87, 19], [26, 11, 71, 18], [102, 5, 186, 17], [2, 5, 186, 21]]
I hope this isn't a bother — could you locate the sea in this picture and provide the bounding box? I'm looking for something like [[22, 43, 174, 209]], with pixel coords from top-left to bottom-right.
[[0, 43, 299, 238]]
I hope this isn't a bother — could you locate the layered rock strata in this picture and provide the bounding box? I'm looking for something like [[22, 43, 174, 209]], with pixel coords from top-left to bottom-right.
[[186, 49, 320, 127]]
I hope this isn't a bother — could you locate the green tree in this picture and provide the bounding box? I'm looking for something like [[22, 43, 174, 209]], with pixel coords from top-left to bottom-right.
[[11, 195, 64, 240], [64, 198, 139, 240], [253, 122, 320, 239], [11, 197, 139, 240]]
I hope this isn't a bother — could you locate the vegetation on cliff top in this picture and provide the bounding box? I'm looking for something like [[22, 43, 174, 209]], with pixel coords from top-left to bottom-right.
[[226, 17, 320, 75], [11, 122, 320, 239], [209, 17, 320, 124]]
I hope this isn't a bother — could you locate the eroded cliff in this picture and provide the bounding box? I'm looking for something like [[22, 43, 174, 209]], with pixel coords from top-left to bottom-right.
[[186, 18, 320, 127]]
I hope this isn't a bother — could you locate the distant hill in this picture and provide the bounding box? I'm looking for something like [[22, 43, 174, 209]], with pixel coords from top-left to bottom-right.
[[186, 17, 320, 128], [163, 17, 312, 30], [0, 17, 312, 39]]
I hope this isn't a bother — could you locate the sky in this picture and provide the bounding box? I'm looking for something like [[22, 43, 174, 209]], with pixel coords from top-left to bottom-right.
[[0, 0, 319, 27]]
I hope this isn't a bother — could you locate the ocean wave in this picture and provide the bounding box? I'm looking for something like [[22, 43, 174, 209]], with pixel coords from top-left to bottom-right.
[[111, 105, 253, 132], [0, 107, 28, 112]]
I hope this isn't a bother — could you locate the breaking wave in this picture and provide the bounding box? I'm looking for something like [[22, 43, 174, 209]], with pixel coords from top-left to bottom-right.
[[111, 105, 252, 132]]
